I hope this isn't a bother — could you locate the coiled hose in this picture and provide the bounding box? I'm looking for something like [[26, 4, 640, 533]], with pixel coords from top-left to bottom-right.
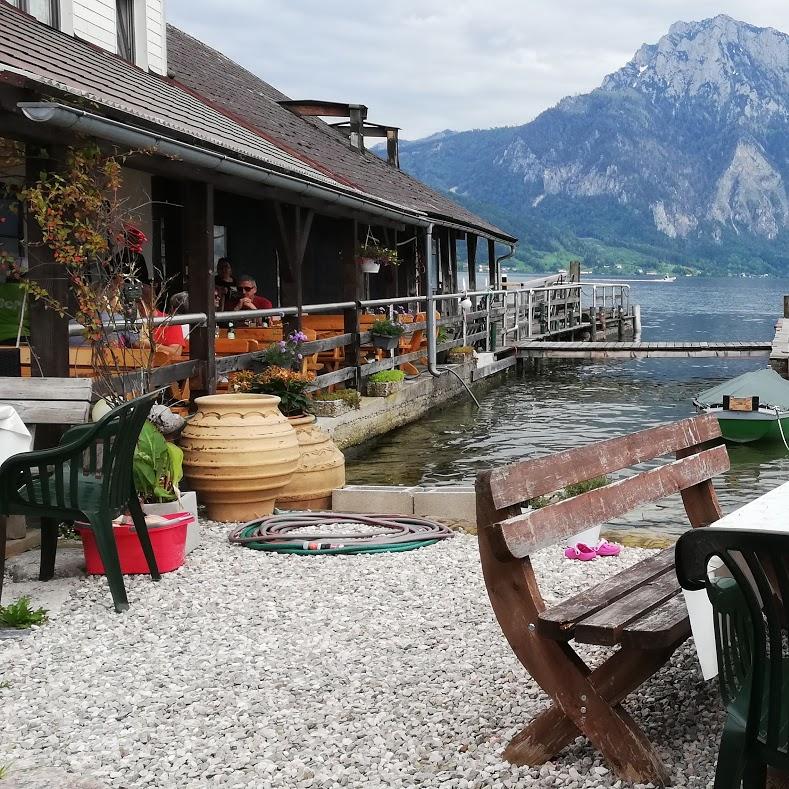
[[228, 511, 454, 555]]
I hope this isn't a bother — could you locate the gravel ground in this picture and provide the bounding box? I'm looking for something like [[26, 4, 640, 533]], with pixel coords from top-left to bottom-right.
[[0, 523, 723, 788]]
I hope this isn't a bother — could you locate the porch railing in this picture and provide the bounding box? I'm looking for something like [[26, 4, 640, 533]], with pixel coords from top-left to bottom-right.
[[62, 280, 632, 396]]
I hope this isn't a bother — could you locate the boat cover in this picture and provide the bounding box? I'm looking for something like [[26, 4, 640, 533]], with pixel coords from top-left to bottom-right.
[[696, 368, 789, 409]]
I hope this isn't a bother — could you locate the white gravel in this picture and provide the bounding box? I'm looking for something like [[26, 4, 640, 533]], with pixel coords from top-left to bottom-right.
[[0, 524, 723, 788]]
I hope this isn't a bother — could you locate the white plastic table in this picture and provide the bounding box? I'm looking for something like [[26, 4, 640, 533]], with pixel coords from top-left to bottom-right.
[[685, 480, 789, 679]]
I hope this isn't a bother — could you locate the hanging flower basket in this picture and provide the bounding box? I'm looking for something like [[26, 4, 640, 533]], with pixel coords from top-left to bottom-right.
[[360, 258, 380, 274]]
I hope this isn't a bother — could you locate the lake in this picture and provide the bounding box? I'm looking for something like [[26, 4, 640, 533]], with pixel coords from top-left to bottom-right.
[[345, 276, 789, 538]]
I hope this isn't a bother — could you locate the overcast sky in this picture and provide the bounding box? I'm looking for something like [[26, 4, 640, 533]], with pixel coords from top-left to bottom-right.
[[167, 1, 789, 139]]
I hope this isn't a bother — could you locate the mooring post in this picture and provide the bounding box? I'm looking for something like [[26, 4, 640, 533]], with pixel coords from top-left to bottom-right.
[[617, 306, 624, 340], [784, 295, 789, 319]]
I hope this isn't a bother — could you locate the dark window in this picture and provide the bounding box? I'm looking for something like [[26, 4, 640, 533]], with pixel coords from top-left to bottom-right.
[[116, 0, 134, 62], [8, 0, 58, 27]]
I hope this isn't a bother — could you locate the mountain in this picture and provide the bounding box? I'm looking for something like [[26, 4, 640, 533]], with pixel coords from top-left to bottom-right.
[[390, 16, 789, 275]]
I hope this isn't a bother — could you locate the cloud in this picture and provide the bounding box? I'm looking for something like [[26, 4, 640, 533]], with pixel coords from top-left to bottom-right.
[[166, 0, 789, 139]]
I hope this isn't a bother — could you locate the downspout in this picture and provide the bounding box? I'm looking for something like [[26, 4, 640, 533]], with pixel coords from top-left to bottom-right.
[[495, 243, 516, 283]]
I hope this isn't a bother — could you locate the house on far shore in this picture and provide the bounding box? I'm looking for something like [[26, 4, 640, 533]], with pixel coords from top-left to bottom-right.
[[0, 0, 516, 389]]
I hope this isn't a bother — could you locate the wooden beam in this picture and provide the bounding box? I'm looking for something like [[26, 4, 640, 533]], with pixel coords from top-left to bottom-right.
[[467, 233, 478, 293], [488, 238, 496, 289], [184, 181, 216, 397], [278, 100, 368, 119]]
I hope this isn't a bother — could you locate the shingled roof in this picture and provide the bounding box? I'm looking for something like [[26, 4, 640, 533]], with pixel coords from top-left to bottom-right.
[[166, 26, 516, 243]]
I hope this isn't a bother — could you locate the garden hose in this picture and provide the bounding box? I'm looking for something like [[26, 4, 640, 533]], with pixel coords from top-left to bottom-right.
[[228, 511, 454, 555]]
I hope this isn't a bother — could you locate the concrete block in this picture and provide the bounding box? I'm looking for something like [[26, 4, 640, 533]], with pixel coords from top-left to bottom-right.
[[413, 486, 476, 531], [332, 485, 417, 515]]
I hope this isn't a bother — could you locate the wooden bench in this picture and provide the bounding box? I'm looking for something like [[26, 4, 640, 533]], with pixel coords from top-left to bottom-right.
[[475, 413, 728, 785], [0, 377, 93, 548]]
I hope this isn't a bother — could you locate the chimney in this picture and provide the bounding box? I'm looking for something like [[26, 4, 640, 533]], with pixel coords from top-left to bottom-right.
[[278, 100, 369, 151]]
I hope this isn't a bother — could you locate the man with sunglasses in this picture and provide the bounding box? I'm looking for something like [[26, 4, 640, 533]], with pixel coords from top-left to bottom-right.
[[233, 274, 273, 322]]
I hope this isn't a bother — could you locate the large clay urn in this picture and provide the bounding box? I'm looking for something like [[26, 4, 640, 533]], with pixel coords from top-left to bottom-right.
[[276, 414, 346, 511], [180, 394, 299, 522]]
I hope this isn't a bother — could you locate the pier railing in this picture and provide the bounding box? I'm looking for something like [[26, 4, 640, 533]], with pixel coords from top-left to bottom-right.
[[56, 279, 632, 397]]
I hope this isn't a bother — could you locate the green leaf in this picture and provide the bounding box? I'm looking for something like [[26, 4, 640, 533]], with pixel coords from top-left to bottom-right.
[[152, 484, 176, 503], [165, 441, 184, 488]]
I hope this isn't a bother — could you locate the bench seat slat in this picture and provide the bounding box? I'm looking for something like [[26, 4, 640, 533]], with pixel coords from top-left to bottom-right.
[[537, 547, 676, 640], [572, 571, 682, 647], [487, 413, 721, 510], [621, 592, 690, 650], [494, 444, 729, 558]]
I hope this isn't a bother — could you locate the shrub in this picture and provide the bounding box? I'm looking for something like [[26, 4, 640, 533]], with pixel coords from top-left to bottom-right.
[[370, 318, 404, 337], [369, 369, 405, 383], [312, 389, 361, 409], [0, 596, 48, 629], [258, 330, 309, 371]]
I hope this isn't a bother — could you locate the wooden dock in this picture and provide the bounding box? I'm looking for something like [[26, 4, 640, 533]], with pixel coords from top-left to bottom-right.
[[516, 341, 771, 360]]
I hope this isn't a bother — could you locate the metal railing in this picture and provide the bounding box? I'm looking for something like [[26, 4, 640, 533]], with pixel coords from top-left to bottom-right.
[[59, 280, 634, 395]]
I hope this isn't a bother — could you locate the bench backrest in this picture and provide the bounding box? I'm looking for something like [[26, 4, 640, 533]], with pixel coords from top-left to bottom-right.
[[0, 377, 93, 425], [302, 314, 344, 332], [476, 413, 728, 560]]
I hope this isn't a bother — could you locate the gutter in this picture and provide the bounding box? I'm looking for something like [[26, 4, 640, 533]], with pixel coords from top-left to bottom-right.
[[18, 102, 430, 228]]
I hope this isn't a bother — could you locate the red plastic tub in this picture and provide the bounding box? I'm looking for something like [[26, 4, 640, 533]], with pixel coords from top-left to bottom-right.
[[77, 512, 193, 575]]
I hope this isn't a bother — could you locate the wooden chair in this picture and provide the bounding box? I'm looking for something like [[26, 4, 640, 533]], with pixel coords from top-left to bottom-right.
[[475, 414, 729, 785]]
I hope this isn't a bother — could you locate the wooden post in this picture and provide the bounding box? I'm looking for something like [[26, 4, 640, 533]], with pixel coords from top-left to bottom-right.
[[274, 204, 314, 330], [340, 219, 361, 386], [784, 295, 789, 319], [26, 148, 68, 381], [569, 260, 581, 282], [449, 230, 458, 295], [184, 181, 216, 397], [438, 229, 450, 295], [467, 233, 478, 294], [488, 238, 496, 289]]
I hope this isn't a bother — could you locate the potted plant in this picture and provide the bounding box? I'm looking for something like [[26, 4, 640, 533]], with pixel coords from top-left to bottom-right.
[[366, 369, 406, 397], [355, 244, 399, 274], [369, 318, 405, 351], [447, 345, 476, 365], [233, 367, 345, 511], [133, 421, 200, 554], [308, 388, 361, 418]]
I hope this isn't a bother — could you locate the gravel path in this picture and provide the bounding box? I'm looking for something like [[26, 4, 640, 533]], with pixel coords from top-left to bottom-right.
[[0, 524, 723, 788]]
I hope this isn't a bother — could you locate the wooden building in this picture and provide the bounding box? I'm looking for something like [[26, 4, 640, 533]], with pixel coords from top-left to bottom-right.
[[0, 0, 516, 390]]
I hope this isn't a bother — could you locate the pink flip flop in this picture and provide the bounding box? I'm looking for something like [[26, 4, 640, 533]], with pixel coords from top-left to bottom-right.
[[564, 543, 597, 561], [595, 539, 622, 557]]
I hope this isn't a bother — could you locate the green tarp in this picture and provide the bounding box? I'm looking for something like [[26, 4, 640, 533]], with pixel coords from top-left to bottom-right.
[[0, 283, 27, 342], [696, 368, 789, 409]]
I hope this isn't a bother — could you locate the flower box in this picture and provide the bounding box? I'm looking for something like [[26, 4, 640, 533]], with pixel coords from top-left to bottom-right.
[[366, 380, 403, 397], [308, 399, 353, 418], [371, 333, 400, 351], [360, 258, 380, 274]]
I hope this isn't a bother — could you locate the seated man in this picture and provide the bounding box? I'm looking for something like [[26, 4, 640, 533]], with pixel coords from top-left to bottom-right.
[[233, 275, 273, 323]]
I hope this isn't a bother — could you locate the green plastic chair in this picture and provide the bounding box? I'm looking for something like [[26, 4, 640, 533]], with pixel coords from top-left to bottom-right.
[[0, 391, 162, 612], [676, 527, 789, 788]]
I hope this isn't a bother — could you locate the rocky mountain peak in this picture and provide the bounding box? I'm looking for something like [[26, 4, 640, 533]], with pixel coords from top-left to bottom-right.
[[602, 15, 789, 122]]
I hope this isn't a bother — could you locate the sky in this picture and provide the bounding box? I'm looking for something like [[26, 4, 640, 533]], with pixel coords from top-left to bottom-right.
[[167, 1, 789, 140]]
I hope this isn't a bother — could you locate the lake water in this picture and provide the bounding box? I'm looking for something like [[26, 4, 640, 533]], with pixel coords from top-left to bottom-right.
[[345, 276, 789, 538]]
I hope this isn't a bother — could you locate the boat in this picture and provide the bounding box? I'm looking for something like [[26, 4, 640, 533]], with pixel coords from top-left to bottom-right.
[[661, 275, 677, 282], [694, 368, 789, 444]]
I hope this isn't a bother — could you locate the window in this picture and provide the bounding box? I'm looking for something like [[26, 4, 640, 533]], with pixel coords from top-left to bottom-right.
[[116, 0, 134, 62], [7, 0, 58, 27]]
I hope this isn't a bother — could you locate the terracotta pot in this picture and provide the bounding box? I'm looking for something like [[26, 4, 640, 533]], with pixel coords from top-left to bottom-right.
[[180, 394, 299, 522], [276, 414, 346, 511]]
